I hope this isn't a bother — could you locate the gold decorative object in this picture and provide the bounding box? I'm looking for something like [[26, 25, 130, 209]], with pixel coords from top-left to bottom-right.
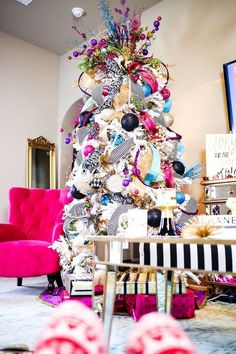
[[26, 136, 56, 189], [181, 216, 222, 238]]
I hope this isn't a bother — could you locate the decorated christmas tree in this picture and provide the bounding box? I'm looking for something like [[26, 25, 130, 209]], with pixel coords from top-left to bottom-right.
[[53, 0, 200, 278]]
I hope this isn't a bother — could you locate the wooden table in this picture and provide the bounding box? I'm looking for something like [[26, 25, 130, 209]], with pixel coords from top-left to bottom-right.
[[87, 235, 236, 341]]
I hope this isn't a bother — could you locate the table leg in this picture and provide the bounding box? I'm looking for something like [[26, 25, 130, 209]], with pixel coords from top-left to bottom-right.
[[102, 265, 117, 342], [156, 271, 165, 312], [164, 270, 174, 314]]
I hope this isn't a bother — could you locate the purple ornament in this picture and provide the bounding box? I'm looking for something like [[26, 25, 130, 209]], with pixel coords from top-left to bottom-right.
[[154, 20, 160, 28], [73, 50, 79, 57], [132, 167, 141, 176], [90, 38, 97, 46], [64, 137, 71, 144], [122, 179, 130, 187], [123, 168, 129, 175], [142, 49, 148, 56], [83, 44, 87, 49]]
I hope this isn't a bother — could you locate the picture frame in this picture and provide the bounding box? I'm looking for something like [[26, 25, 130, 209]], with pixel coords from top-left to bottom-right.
[[223, 59, 236, 133]]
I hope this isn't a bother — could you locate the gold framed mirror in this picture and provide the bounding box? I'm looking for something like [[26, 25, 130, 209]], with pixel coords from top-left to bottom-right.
[[26, 136, 56, 189]]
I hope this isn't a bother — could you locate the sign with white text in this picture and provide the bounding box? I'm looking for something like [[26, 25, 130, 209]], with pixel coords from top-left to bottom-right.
[[206, 134, 236, 179]]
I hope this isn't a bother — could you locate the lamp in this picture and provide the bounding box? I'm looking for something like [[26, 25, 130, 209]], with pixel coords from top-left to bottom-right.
[[72, 7, 85, 18]]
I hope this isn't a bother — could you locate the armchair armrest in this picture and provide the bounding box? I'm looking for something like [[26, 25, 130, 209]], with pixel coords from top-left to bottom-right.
[[51, 222, 64, 244], [0, 223, 27, 242]]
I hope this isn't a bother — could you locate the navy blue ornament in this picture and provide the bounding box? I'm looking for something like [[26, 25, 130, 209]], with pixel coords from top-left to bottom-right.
[[121, 113, 139, 132], [147, 208, 162, 228], [176, 191, 185, 204], [70, 185, 86, 200], [173, 160, 185, 175]]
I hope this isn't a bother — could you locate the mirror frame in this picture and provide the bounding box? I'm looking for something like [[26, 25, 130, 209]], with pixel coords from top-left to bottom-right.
[[26, 136, 56, 189]]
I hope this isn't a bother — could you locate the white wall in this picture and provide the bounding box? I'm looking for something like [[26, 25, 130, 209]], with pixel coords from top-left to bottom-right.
[[141, 0, 236, 203], [0, 31, 60, 221]]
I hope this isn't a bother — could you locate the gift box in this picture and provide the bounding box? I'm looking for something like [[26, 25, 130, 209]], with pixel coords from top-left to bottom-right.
[[63, 273, 93, 296], [171, 289, 195, 319], [125, 289, 195, 321], [116, 271, 156, 294]]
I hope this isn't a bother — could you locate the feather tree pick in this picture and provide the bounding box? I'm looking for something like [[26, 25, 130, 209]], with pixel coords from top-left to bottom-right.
[[181, 216, 222, 238]]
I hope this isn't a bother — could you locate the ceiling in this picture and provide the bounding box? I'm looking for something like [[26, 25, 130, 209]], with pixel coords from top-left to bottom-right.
[[0, 0, 161, 55]]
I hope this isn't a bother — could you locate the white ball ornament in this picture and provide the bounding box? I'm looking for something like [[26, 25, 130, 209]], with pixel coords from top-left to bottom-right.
[[163, 113, 174, 127]]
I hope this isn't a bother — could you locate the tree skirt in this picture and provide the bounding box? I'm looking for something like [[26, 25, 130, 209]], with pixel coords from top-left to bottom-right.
[[38, 287, 65, 307]]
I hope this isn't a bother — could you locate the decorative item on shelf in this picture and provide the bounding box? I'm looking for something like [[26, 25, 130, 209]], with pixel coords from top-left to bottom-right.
[[226, 197, 236, 215]]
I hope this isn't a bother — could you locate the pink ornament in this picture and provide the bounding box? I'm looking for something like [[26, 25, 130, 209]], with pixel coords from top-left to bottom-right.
[[66, 191, 74, 204], [161, 88, 171, 100], [83, 145, 95, 156], [59, 127, 64, 133]]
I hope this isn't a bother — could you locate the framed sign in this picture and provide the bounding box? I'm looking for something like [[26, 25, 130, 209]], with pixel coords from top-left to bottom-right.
[[206, 134, 236, 179]]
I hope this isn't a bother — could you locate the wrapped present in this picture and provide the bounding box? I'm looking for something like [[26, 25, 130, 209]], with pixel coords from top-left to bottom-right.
[[171, 289, 195, 319], [63, 273, 93, 296], [116, 271, 156, 294], [125, 289, 195, 321]]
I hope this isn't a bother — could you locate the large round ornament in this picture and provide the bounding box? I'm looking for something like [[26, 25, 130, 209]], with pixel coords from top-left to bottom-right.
[[173, 160, 185, 175], [70, 185, 86, 200], [147, 208, 162, 228], [121, 113, 139, 132]]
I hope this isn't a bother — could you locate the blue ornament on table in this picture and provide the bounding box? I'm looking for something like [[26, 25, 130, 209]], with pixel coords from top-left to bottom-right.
[[121, 113, 139, 132], [110, 133, 124, 146], [142, 83, 152, 97], [163, 98, 172, 113], [100, 193, 113, 206], [176, 191, 186, 204]]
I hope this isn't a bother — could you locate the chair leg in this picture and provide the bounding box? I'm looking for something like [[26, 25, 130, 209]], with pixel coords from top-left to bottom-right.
[[47, 273, 55, 294], [17, 278, 22, 286], [55, 272, 63, 287]]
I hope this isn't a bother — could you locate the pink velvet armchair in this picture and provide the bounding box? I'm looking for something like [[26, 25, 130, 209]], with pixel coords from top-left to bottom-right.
[[0, 187, 69, 291]]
